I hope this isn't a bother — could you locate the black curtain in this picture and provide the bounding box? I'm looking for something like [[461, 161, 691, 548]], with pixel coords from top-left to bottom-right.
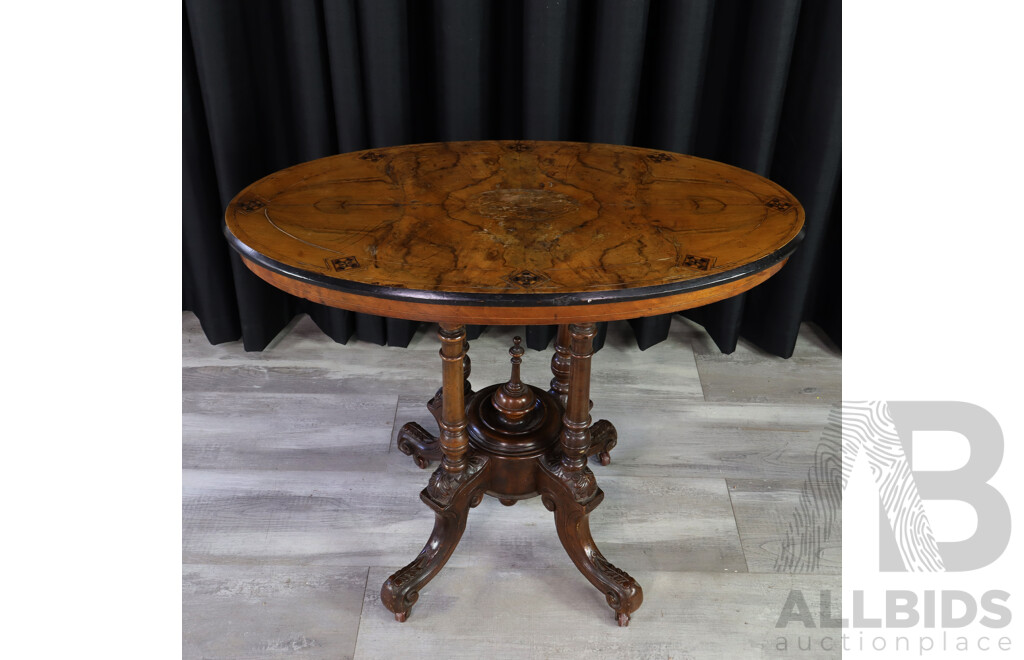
[[183, 0, 840, 356]]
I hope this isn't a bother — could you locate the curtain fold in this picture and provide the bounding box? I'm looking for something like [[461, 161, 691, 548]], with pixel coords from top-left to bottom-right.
[[183, 0, 840, 355]]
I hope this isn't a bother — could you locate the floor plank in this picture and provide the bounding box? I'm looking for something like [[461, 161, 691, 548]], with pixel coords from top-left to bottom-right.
[[183, 466, 746, 573], [691, 322, 841, 405], [183, 392, 397, 472], [609, 402, 834, 480], [728, 479, 842, 574], [183, 563, 368, 660], [354, 567, 841, 660], [587, 318, 705, 404], [392, 398, 833, 480], [183, 314, 706, 403]]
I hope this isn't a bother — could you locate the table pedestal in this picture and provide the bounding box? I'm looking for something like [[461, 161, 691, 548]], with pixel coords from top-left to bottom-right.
[[385, 323, 643, 626]]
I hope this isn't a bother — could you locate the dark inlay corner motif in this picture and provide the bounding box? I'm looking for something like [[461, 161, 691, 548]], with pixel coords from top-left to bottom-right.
[[647, 152, 674, 163], [682, 254, 716, 271], [326, 256, 361, 272], [506, 269, 550, 289], [765, 197, 793, 212], [359, 151, 385, 162], [238, 198, 266, 213]]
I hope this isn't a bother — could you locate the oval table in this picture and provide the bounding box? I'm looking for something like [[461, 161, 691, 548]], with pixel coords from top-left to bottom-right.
[[224, 140, 805, 626]]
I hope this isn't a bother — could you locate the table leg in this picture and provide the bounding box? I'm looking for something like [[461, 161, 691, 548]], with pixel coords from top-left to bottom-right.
[[427, 337, 472, 425], [548, 324, 572, 406], [382, 324, 489, 622], [435, 324, 471, 472], [386, 324, 639, 625], [537, 322, 643, 625], [548, 323, 618, 466], [398, 335, 472, 469]]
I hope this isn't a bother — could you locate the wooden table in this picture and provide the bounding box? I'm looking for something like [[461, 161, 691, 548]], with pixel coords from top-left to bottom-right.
[[224, 140, 804, 626]]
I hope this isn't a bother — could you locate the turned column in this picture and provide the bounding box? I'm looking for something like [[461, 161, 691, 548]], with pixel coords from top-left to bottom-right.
[[559, 323, 596, 479], [548, 324, 571, 407], [438, 323, 470, 473]]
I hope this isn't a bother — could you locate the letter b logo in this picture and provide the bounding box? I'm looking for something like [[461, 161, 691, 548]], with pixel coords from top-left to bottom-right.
[[842, 401, 1010, 571]]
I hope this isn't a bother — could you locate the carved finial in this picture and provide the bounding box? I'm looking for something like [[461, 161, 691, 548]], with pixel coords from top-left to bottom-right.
[[509, 336, 524, 387], [492, 336, 536, 426]]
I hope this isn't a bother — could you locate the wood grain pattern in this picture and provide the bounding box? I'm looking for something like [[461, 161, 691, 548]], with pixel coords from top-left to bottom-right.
[[224, 140, 803, 324]]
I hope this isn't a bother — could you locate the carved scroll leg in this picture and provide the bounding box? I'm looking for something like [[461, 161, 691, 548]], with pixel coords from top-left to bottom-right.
[[384, 323, 481, 622], [396, 422, 442, 469], [538, 322, 642, 625], [537, 466, 643, 626], [381, 455, 489, 622], [587, 419, 618, 466]]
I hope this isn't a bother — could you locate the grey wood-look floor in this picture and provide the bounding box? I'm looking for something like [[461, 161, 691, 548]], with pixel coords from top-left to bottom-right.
[[183, 312, 841, 660]]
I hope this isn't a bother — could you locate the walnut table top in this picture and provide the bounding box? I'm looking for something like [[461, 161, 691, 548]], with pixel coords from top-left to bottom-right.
[[224, 140, 804, 324]]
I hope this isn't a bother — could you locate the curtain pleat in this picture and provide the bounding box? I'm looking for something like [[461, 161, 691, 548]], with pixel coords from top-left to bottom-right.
[[740, 0, 841, 356], [582, 0, 650, 144], [628, 0, 714, 349], [183, 9, 241, 344], [435, 0, 492, 141], [323, 0, 368, 152], [635, 0, 713, 153], [355, 0, 412, 149], [522, 0, 578, 141], [183, 0, 841, 356]]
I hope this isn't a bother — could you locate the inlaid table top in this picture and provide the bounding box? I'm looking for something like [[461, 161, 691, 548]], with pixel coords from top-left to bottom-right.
[[224, 140, 804, 324]]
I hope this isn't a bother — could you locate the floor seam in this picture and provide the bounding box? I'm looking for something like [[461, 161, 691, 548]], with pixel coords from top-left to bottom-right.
[[724, 478, 751, 574], [386, 395, 401, 454], [689, 340, 710, 403], [350, 566, 371, 659]]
